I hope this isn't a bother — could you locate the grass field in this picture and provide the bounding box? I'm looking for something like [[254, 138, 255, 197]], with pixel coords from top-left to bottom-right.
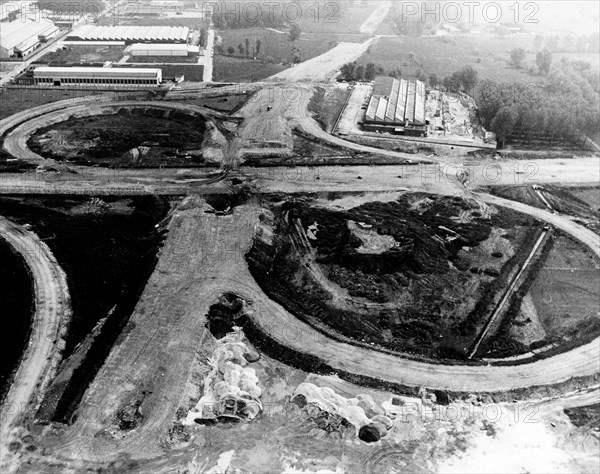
[[113, 64, 204, 81], [213, 55, 286, 82], [357, 35, 544, 84], [37, 45, 125, 65], [217, 27, 337, 65], [0, 88, 110, 120]]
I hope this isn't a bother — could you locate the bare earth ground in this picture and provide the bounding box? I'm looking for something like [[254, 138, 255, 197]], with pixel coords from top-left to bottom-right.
[[0, 217, 71, 466], [7, 195, 599, 473], [0, 75, 599, 472]]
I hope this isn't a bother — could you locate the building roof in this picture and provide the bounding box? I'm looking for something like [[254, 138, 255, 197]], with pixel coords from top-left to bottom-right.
[[34, 66, 161, 75], [366, 76, 427, 126], [0, 18, 55, 51], [67, 25, 189, 42], [129, 42, 188, 51], [372, 76, 396, 97]]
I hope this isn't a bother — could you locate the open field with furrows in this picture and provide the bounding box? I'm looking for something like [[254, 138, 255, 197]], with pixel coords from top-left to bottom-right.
[[217, 27, 337, 64], [246, 193, 544, 360], [562, 186, 600, 213], [36, 45, 125, 65], [357, 36, 546, 84], [486, 186, 600, 235], [529, 236, 600, 341], [212, 55, 286, 82]]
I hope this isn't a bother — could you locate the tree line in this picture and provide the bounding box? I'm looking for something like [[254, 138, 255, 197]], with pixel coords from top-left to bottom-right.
[[477, 59, 599, 148]]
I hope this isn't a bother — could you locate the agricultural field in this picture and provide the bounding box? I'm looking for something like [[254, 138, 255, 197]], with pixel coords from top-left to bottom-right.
[[36, 45, 125, 65], [528, 236, 600, 345], [488, 185, 600, 226], [213, 55, 286, 82], [28, 108, 209, 167], [247, 193, 540, 360], [217, 27, 337, 65], [357, 35, 544, 84], [0, 88, 114, 120]]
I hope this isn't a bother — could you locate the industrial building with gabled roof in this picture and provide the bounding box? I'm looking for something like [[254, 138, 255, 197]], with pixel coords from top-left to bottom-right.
[[65, 25, 190, 44], [363, 76, 427, 136], [0, 18, 60, 58]]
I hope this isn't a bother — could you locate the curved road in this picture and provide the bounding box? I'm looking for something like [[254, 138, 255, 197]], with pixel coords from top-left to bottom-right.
[[229, 198, 600, 393], [0, 217, 71, 468]]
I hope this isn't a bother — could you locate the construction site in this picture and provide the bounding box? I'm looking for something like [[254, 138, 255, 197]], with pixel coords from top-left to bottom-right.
[[0, 4, 599, 472]]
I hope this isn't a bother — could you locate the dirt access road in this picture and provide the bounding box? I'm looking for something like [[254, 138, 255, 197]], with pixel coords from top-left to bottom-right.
[[359, 1, 392, 35], [0, 217, 71, 470], [268, 39, 376, 82], [49, 198, 261, 464]]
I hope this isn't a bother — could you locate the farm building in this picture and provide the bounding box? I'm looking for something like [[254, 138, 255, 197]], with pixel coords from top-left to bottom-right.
[[0, 18, 59, 58], [65, 25, 190, 44], [363, 77, 427, 136], [32, 67, 162, 87], [129, 43, 189, 56]]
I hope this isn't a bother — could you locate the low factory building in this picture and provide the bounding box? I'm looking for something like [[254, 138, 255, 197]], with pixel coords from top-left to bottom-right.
[[0, 18, 60, 58], [362, 77, 427, 137], [32, 67, 162, 87], [129, 42, 189, 57]]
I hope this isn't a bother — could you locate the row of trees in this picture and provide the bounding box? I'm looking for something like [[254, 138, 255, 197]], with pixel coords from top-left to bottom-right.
[[339, 62, 385, 82], [478, 60, 600, 148], [533, 33, 600, 54], [216, 38, 262, 58]]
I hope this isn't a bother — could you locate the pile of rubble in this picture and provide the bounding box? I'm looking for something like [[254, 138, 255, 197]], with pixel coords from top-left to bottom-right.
[[184, 328, 262, 424], [291, 383, 393, 442]]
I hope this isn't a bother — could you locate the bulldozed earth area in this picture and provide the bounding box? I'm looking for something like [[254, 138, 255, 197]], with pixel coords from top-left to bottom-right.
[[246, 192, 546, 360], [4, 195, 600, 474], [27, 108, 211, 168], [0, 195, 172, 429]]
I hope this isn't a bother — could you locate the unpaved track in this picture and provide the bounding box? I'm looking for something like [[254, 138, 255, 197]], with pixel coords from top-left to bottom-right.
[[268, 39, 376, 82], [232, 196, 600, 394], [0, 217, 71, 470], [359, 2, 392, 35], [52, 199, 262, 462], [2, 100, 232, 167]]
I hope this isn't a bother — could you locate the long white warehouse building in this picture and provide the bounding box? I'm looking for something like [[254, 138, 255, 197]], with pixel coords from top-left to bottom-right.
[[65, 25, 190, 44], [33, 67, 162, 87]]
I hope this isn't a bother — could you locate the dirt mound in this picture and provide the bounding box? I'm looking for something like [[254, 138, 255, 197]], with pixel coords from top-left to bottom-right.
[[246, 194, 536, 359]]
